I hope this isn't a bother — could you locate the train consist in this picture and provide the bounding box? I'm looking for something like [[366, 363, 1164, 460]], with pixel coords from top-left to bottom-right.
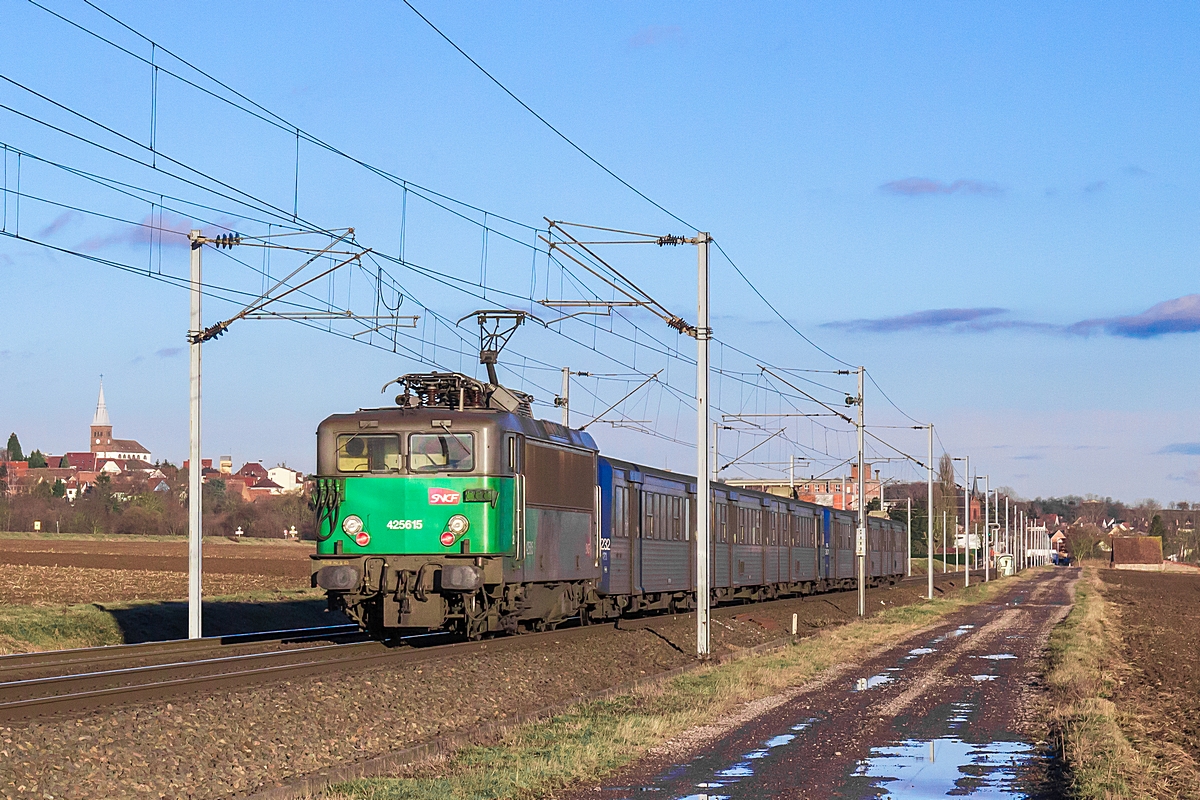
[[311, 372, 907, 638]]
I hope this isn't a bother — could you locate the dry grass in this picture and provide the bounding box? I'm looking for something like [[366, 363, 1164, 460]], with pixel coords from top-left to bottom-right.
[[325, 574, 1032, 800], [1043, 566, 1200, 799]]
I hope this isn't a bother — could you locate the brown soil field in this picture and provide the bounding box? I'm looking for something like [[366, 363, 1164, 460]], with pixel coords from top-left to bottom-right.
[[0, 536, 313, 604], [0, 564, 309, 605], [1100, 568, 1200, 764]]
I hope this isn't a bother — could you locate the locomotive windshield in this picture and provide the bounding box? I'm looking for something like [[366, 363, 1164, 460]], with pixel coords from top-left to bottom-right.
[[408, 432, 474, 472], [336, 433, 401, 473]]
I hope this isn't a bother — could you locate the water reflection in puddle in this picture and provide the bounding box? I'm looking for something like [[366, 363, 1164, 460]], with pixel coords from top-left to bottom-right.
[[852, 736, 1035, 798], [972, 674, 999, 682], [855, 673, 896, 690], [908, 647, 936, 657], [948, 701, 974, 726], [978, 653, 1017, 661]]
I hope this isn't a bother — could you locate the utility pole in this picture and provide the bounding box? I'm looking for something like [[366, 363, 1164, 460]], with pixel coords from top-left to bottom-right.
[[695, 233, 712, 657], [856, 366, 866, 617], [181, 226, 371, 641], [712, 422, 720, 483], [942, 510, 947, 574], [983, 475, 990, 582], [554, 368, 591, 428], [559, 367, 570, 427], [926, 424, 934, 599], [1005, 496, 1010, 570], [187, 231, 204, 639], [963, 457, 970, 588], [907, 496, 912, 578]]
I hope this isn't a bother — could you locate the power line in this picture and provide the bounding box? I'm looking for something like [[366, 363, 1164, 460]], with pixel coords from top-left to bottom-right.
[[398, 0, 694, 232]]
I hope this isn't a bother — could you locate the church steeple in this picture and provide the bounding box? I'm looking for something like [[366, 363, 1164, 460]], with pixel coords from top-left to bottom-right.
[[92, 378, 111, 427], [90, 377, 113, 453]]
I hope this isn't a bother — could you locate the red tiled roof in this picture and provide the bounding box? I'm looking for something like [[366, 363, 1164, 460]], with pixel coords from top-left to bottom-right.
[[62, 452, 97, 471], [235, 462, 269, 480]]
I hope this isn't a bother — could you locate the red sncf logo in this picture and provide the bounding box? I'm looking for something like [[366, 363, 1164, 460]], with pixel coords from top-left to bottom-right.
[[428, 488, 461, 505]]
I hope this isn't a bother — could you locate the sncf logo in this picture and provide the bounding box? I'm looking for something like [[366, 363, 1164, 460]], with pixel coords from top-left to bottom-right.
[[428, 488, 461, 505]]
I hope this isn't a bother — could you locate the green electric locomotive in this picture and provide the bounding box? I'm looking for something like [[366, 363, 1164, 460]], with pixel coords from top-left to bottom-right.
[[311, 372, 604, 638]]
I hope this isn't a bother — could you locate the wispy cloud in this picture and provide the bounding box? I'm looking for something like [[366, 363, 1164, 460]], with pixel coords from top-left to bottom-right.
[[1159, 443, 1200, 456], [879, 177, 1004, 197], [823, 307, 1035, 333], [1083, 180, 1108, 194], [827, 295, 1200, 339], [1070, 295, 1200, 339], [77, 211, 196, 252], [155, 347, 184, 359], [1014, 454, 1044, 461], [38, 211, 82, 237], [628, 25, 683, 48]]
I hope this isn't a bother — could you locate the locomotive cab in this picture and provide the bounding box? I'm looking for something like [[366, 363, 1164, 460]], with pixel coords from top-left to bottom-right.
[[311, 372, 600, 638]]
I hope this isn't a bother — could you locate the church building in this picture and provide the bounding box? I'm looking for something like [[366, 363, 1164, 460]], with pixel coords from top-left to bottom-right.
[[89, 380, 152, 464]]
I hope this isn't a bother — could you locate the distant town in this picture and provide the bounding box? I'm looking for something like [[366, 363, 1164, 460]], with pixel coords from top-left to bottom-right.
[[0, 381, 308, 537]]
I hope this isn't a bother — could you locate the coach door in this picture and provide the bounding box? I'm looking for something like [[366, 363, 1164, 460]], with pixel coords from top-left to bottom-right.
[[607, 475, 634, 595]]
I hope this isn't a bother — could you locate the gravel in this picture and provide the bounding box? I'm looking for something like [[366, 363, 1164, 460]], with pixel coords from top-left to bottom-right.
[[0, 576, 957, 800]]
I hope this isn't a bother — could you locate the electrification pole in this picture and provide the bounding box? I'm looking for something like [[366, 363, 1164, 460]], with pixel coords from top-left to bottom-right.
[[560, 367, 570, 427], [695, 233, 712, 657], [927, 424, 934, 600], [856, 366, 866, 617], [983, 475, 991, 582], [942, 510, 947, 573], [963, 457, 970, 588], [187, 231, 203, 639], [907, 496, 912, 578]]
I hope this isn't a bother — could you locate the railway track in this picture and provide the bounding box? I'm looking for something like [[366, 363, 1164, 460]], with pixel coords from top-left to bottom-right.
[[0, 623, 363, 680], [0, 574, 967, 724], [0, 619, 601, 723]]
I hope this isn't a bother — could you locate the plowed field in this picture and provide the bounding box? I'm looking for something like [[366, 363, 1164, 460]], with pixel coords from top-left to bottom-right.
[[0, 536, 313, 604], [1100, 568, 1200, 763]]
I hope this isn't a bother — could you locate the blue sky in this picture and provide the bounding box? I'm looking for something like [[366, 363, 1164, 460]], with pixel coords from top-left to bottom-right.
[[1, 1, 1198, 503]]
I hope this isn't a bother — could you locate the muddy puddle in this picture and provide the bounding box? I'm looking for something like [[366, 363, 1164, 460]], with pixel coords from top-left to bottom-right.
[[844, 736, 1036, 798], [602, 676, 1041, 799], [601, 698, 1041, 799]]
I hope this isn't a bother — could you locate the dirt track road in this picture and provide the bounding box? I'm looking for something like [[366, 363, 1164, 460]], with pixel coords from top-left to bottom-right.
[[567, 568, 1077, 799]]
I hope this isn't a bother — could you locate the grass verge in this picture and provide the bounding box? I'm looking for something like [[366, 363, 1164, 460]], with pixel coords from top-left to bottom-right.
[[325, 574, 1035, 800], [1046, 566, 1200, 800], [0, 603, 125, 652], [1044, 566, 1147, 798], [0, 588, 332, 653]]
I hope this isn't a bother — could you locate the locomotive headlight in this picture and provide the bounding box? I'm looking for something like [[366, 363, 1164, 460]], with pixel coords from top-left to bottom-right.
[[446, 514, 470, 535], [341, 515, 364, 535]]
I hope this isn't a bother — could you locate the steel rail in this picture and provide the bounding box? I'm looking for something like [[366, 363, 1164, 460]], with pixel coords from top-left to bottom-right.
[[0, 624, 361, 679], [0, 622, 602, 722]]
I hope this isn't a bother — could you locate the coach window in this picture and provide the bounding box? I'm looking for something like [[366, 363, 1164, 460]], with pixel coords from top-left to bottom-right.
[[336, 434, 400, 473], [613, 486, 627, 537]]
